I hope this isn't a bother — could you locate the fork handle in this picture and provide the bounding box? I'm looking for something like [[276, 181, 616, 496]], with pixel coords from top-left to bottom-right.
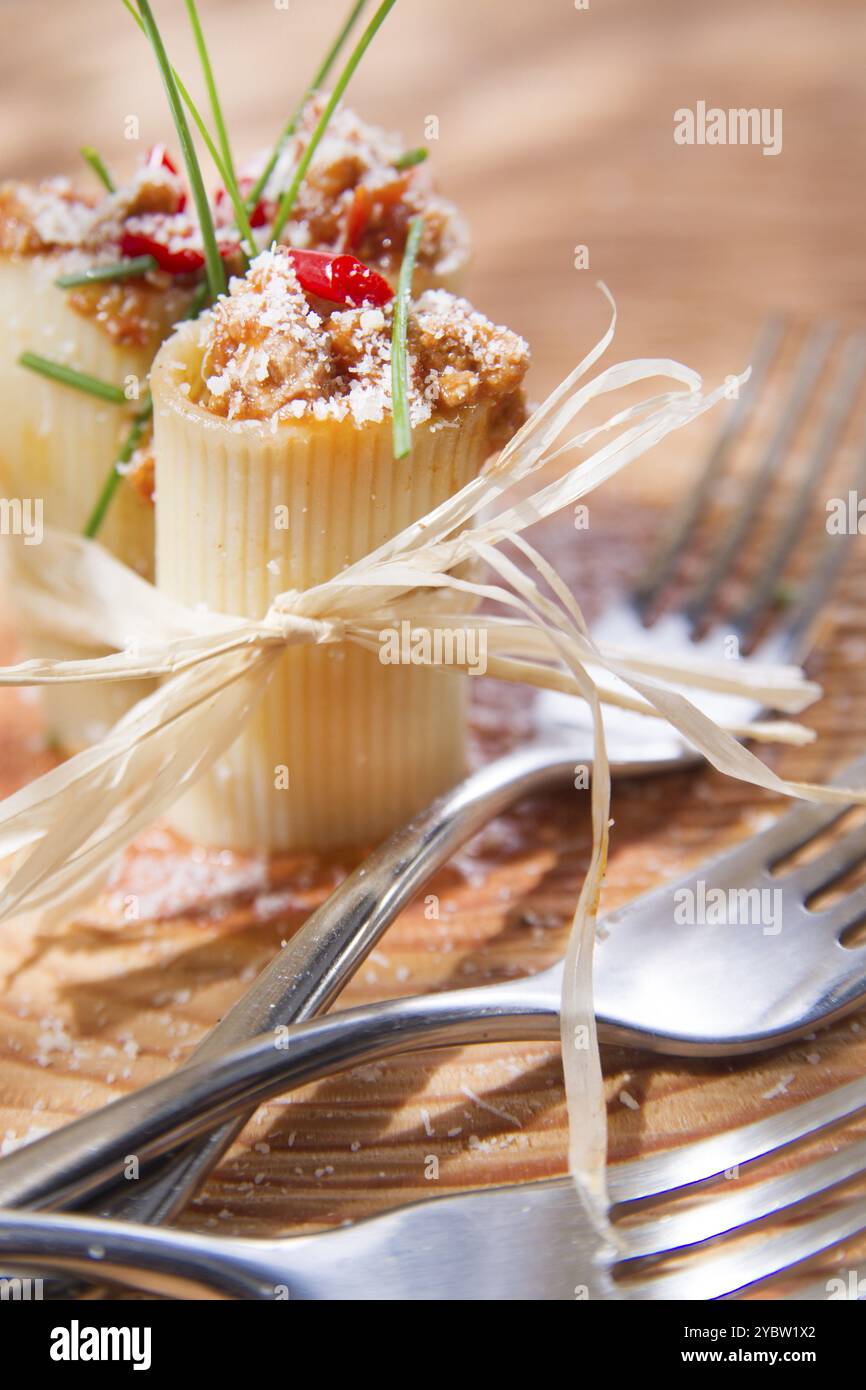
[[0, 1206, 289, 1301], [0, 1210, 262, 1300], [45, 741, 577, 1266], [0, 977, 559, 1213]]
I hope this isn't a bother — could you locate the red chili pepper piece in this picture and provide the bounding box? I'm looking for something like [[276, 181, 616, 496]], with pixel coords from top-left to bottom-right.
[[248, 198, 269, 229], [120, 230, 205, 276], [287, 249, 393, 308], [240, 176, 271, 229]]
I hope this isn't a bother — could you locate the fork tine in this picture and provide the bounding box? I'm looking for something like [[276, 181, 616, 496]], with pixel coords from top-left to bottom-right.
[[782, 819, 866, 898], [609, 1074, 866, 1203], [825, 879, 866, 938], [631, 316, 785, 617], [733, 333, 866, 647], [724, 752, 866, 879], [640, 751, 866, 897], [619, 1136, 866, 1261], [772, 423, 866, 663], [757, 753, 866, 871], [627, 1196, 866, 1301], [684, 323, 837, 632]]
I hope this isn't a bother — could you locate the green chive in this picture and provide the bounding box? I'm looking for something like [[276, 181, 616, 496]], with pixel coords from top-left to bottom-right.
[[81, 146, 116, 193], [178, 82, 256, 267], [56, 256, 158, 289], [390, 214, 423, 461], [271, 0, 399, 243], [83, 281, 210, 538], [123, 0, 255, 266], [393, 147, 428, 170], [18, 353, 127, 405], [84, 395, 153, 539], [185, 0, 235, 182], [247, 0, 369, 212], [133, 0, 226, 298], [182, 0, 254, 262]]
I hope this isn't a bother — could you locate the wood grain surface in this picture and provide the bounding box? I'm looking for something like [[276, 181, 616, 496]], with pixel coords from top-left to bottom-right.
[[1, 0, 865, 1298]]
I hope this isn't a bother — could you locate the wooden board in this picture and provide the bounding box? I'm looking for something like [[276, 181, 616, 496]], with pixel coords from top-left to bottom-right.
[[2, 492, 865, 1297], [1, 0, 865, 1298]]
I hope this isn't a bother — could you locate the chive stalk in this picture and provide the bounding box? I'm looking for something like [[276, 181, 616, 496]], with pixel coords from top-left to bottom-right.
[[81, 146, 116, 193], [56, 256, 158, 289], [83, 396, 154, 539], [83, 280, 212, 538], [393, 147, 428, 170], [390, 214, 423, 460], [133, 0, 226, 298], [123, 0, 256, 266], [182, 0, 256, 263], [174, 74, 256, 266], [247, 0, 369, 211], [18, 353, 127, 405], [184, 0, 236, 183], [270, 0, 399, 243]]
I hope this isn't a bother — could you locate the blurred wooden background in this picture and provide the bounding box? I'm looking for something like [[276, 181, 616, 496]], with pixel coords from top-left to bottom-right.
[[1, 0, 866, 1298], [4, 0, 865, 405]]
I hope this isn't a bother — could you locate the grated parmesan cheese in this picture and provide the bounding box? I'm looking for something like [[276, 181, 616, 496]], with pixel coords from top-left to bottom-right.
[[196, 246, 529, 432]]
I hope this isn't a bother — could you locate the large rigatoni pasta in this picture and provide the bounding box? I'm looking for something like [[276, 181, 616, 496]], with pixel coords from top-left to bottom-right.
[[0, 169, 198, 559], [151, 246, 528, 848], [0, 170, 194, 747]]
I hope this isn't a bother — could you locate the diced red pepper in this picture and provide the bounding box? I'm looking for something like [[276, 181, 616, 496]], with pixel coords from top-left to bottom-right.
[[243, 176, 271, 230], [248, 198, 269, 229], [120, 230, 205, 276], [287, 249, 393, 308], [120, 208, 241, 277]]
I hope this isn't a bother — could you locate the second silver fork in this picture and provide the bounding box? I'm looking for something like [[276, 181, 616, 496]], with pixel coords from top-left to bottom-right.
[[3, 756, 866, 1215], [1, 1077, 865, 1299]]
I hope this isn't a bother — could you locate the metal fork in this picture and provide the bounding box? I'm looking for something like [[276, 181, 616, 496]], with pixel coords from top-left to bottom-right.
[[0, 1078, 864, 1299], [3, 758, 866, 1217], [537, 318, 866, 764], [634, 318, 866, 656], [20, 316, 866, 1273]]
